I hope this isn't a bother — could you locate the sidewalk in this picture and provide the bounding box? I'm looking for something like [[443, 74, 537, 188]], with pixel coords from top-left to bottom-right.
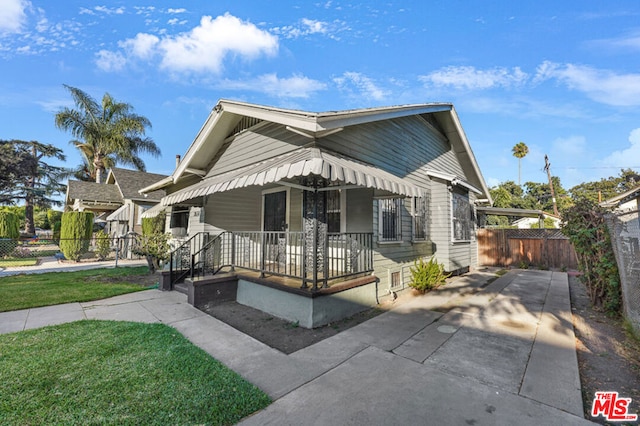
[[0, 256, 147, 277], [0, 269, 593, 425]]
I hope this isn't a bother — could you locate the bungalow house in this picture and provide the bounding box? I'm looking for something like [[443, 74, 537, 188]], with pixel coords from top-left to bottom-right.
[[140, 100, 492, 328], [65, 168, 167, 236]]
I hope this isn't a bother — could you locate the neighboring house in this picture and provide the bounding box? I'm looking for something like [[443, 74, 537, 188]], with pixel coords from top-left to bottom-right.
[[65, 168, 167, 236], [141, 100, 492, 327], [512, 214, 561, 229], [601, 185, 640, 213]]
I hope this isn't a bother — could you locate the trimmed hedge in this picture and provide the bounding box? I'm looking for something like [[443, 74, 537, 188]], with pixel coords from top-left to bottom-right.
[[59, 211, 94, 261]]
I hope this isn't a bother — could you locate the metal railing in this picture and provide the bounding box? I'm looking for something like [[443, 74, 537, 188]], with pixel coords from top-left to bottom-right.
[[188, 231, 374, 291], [169, 232, 209, 285]]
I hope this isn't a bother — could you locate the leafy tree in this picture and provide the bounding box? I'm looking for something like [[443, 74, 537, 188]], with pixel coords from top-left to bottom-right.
[[0, 143, 22, 204], [569, 168, 640, 203], [523, 177, 571, 213], [512, 142, 529, 186], [0, 140, 67, 235], [55, 85, 161, 183]]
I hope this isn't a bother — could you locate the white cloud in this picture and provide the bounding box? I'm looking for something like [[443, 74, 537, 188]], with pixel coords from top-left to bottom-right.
[[333, 72, 389, 101], [552, 135, 586, 157], [0, 0, 29, 34], [219, 73, 327, 98], [601, 128, 640, 169], [95, 49, 126, 72], [419, 66, 528, 90], [159, 14, 278, 74], [271, 18, 347, 40], [99, 13, 278, 75], [535, 61, 640, 107], [167, 8, 187, 14], [589, 31, 640, 51], [119, 33, 159, 59], [93, 6, 125, 15]]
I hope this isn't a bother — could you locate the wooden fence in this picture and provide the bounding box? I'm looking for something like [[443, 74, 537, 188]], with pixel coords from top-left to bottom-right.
[[477, 229, 578, 270]]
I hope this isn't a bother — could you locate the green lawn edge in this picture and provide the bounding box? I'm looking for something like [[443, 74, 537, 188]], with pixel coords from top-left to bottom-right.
[[0, 320, 271, 425], [0, 267, 153, 312]]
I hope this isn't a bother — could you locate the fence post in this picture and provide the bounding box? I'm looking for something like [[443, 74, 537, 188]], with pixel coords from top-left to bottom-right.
[[115, 237, 120, 268]]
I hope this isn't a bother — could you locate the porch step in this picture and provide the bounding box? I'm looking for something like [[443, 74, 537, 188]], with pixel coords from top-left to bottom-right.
[[173, 282, 188, 295]]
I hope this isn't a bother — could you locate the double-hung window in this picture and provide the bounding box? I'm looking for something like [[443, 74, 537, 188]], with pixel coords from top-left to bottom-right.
[[411, 196, 428, 241], [452, 191, 473, 241], [378, 198, 402, 242], [326, 190, 341, 233]]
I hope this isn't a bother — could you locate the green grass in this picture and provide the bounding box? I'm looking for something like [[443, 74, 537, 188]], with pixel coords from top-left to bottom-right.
[[0, 320, 271, 425], [0, 267, 152, 312], [0, 258, 38, 267]]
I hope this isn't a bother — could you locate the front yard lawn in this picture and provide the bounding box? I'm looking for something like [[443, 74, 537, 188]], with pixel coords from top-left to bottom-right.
[[0, 267, 154, 312], [0, 320, 271, 425]]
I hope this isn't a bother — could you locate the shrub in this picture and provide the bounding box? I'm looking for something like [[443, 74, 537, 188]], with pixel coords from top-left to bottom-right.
[[561, 198, 621, 314], [59, 211, 94, 262], [0, 211, 20, 255], [135, 212, 169, 273], [94, 229, 111, 260], [409, 256, 451, 294]]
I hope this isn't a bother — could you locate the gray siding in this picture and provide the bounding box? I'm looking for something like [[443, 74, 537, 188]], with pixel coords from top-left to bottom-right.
[[202, 187, 262, 232], [318, 115, 465, 187], [345, 188, 373, 233], [206, 122, 309, 177]]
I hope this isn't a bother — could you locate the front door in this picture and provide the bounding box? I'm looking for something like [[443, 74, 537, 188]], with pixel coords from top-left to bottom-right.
[[263, 191, 287, 231], [263, 191, 287, 272]]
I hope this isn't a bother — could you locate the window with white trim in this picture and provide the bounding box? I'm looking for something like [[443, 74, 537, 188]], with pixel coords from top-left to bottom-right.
[[411, 196, 429, 241], [378, 198, 402, 242], [452, 191, 473, 241]]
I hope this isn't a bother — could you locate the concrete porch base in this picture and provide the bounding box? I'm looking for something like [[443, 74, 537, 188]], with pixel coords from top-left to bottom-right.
[[236, 275, 379, 329], [180, 271, 380, 329]]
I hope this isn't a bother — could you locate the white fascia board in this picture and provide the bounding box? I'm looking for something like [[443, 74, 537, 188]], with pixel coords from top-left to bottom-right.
[[445, 107, 492, 204], [139, 176, 173, 194], [173, 107, 224, 182]]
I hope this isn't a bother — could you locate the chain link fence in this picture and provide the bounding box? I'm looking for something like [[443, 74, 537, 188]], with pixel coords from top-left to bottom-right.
[[0, 234, 142, 266], [605, 209, 640, 333]]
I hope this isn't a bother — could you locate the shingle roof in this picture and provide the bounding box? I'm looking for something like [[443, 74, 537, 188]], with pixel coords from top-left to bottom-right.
[[67, 180, 123, 203], [109, 168, 167, 201]]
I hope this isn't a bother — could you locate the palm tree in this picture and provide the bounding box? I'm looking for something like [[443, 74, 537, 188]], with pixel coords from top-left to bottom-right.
[[55, 85, 160, 183], [512, 141, 529, 186]]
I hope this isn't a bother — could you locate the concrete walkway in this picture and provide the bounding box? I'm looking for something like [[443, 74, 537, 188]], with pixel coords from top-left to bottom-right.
[[0, 256, 148, 277], [0, 269, 594, 425]]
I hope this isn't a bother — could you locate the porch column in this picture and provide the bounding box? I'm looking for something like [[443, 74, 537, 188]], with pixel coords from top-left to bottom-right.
[[302, 177, 328, 290]]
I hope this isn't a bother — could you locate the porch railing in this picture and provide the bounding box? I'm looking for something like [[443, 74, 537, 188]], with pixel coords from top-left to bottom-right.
[[189, 231, 373, 291], [169, 232, 209, 285]]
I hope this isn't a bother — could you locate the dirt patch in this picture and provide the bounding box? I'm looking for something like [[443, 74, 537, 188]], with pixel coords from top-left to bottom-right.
[[569, 274, 640, 423], [199, 301, 385, 354]]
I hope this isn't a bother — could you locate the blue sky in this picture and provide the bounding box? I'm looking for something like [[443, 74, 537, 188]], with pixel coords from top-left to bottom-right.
[[2, 0, 640, 195]]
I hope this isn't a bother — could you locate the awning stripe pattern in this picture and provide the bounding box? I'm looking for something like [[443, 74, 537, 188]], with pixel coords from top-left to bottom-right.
[[140, 203, 167, 219], [105, 204, 129, 221], [162, 147, 424, 206]]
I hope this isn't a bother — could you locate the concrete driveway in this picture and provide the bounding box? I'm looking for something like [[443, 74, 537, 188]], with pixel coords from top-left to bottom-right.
[[0, 269, 593, 425]]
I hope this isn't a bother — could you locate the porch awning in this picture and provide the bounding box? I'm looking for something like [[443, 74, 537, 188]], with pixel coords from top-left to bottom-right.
[[161, 147, 424, 206], [106, 204, 129, 222], [140, 203, 167, 219]]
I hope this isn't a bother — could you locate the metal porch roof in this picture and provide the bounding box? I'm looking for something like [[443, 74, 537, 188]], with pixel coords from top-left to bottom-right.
[[161, 147, 424, 206]]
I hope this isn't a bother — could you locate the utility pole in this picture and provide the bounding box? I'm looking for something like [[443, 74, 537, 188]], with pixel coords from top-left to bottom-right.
[[544, 154, 559, 216]]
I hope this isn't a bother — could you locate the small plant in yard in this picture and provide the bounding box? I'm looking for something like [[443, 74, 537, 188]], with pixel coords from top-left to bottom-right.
[[94, 229, 111, 260], [409, 256, 451, 294], [11, 245, 32, 258]]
